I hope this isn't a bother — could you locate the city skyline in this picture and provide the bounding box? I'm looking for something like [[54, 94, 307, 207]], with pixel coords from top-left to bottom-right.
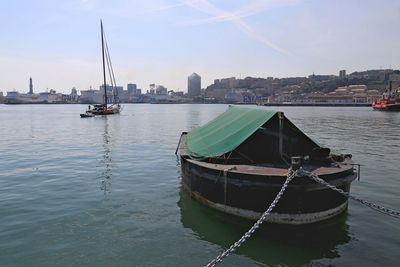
[[1, 0, 400, 94]]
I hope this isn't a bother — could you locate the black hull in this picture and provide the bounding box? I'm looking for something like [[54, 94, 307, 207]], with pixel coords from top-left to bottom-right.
[[90, 111, 120, 115], [83, 105, 121, 116], [180, 157, 356, 224], [80, 113, 95, 118]]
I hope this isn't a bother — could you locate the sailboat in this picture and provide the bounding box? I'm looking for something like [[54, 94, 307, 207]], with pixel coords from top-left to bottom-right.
[[80, 20, 121, 118]]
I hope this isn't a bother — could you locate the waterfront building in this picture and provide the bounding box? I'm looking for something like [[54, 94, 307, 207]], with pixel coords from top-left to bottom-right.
[[188, 73, 201, 97], [5, 91, 43, 104], [81, 85, 117, 104], [4, 77, 44, 104], [150, 90, 186, 104], [308, 85, 375, 104], [114, 86, 126, 101], [156, 85, 167, 95], [127, 83, 137, 95], [38, 89, 64, 103], [99, 84, 113, 92], [81, 89, 103, 103], [335, 85, 367, 95], [97, 84, 129, 103], [339, 70, 346, 79], [148, 84, 156, 95], [224, 89, 257, 103], [308, 94, 354, 104], [366, 90, 384, 103], [62, 87, 80, 103]]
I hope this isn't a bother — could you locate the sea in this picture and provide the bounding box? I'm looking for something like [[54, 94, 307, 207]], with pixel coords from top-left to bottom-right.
[[0, 104, 399, 267]]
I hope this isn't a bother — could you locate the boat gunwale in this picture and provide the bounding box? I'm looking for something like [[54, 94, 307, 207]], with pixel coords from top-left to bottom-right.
[[184, 157, 354, 178]]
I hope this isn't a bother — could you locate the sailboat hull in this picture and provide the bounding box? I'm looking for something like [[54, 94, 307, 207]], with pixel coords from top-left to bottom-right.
[[89, 105, 121, 115]]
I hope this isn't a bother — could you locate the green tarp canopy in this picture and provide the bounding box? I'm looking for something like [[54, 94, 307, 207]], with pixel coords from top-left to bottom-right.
[[187, 106, 276, 160]]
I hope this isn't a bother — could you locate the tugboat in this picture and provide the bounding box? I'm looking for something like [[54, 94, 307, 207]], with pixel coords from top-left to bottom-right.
[[372, 81, 400, 111], [80, 20, 121, 118], [176, 106, 357, 225]]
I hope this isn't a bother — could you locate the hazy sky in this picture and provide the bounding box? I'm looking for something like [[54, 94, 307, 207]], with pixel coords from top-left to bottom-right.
[[1, 0, 400, 94]]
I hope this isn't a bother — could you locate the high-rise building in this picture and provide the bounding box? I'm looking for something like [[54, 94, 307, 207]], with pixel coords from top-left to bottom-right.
[[127, 83, 137, 95], [188, 73, 201, 97], [339, 70, 346, 79], [29, 77, 33, 94], [156, 85, 167, 95], [149, 84, 156, 95], [99, 84, 113, 92]]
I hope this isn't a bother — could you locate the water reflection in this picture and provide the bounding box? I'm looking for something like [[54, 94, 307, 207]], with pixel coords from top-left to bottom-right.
[[98, 117, 112, 194], [178, 187, 352, 266]]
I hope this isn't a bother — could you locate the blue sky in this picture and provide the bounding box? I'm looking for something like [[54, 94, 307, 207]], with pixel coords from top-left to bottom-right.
[[1, 0, 400, 93]]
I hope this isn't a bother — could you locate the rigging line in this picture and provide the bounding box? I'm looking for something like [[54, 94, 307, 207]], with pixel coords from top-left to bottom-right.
[[103, 33, 116, 86], [102, 30, 118, 105], [103, 34, 119, 103], [104, 50, 118, 106], [105, 45, 116, 88], [223, 151, 233, 164], [104, 46, 114, 88], [232, 149, 255, 164]]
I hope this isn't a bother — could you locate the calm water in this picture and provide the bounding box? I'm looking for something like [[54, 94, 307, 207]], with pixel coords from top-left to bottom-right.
[[0, 104, 399, 267]]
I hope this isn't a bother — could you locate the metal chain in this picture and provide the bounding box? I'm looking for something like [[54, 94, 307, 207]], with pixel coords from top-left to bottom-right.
[[204, 168, 298, 267], [299, 169, 400, 219]]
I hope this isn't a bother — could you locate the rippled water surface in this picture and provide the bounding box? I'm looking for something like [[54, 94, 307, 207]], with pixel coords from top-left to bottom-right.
[[0, 104, 399, 267]]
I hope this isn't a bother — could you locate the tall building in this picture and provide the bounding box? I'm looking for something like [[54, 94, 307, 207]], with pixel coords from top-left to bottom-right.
[[339, 70, 346, 79], [156, 85, 167, 95], [127, 83, 137, 95], [29, 77, 33, 94], [99, 84, 113, 92], [149, 84, 156, 95], [188, 73, 201, 97]]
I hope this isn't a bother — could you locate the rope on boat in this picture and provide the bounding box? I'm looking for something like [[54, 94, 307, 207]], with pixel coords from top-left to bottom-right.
[[299, 169, 400, 219], [204, 168, 299, 267]]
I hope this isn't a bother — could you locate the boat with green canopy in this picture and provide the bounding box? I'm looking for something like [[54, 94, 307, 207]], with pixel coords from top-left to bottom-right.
[[176, 106, 356, 225]]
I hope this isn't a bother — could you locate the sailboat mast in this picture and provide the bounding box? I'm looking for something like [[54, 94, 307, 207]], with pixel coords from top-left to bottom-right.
[[101, 20, 107, 107]]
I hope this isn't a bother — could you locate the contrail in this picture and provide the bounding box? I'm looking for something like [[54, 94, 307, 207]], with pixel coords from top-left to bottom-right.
[[181, 0, 296, 55]]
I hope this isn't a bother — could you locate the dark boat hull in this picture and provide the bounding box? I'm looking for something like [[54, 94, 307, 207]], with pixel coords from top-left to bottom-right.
[[179, 157, 356, 225], [372, 103, 400, 111], [90, 108, 121, 115], [80, 113, 95, 118], [372, 99, 400, 111], [84, 105, 121, 116]]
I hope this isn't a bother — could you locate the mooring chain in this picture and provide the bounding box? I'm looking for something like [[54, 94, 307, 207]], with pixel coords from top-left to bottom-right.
[[204, 168, 298, 267], [299, 169, 400, 219]]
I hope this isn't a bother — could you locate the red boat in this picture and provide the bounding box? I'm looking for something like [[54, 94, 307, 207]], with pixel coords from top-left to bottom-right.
[[372, 82, 400, 111]]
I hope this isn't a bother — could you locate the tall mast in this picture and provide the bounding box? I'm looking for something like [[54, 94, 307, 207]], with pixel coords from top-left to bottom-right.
[[101, 20, 107, 106]]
